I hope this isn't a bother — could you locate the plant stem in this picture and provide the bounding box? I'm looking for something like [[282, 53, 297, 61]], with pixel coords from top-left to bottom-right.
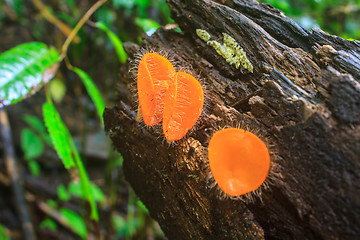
[[60, 0, 107, 60]]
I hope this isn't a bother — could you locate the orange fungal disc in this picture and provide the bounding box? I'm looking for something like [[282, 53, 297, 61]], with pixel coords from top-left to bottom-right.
[[137, 53, 175, 126], [163, 71, 204, 141], [208, 128, 270, 197]]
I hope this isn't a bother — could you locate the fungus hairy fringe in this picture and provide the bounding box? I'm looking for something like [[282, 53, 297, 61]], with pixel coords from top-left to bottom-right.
[[204, 122, 280, 203], [129, 47, 177, 95], [130, 47, 177, 73]]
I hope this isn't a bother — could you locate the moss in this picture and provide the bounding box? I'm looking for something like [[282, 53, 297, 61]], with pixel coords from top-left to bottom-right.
[[196, 29, 253, 73], [196, 29, 211, 42]]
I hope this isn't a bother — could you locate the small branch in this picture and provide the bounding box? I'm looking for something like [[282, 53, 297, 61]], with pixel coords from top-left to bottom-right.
[[60, 0, 107, 60], [0, 109, 36, 240]]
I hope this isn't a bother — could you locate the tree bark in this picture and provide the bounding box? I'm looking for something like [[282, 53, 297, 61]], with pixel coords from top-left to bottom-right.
[[103, 0, 360, 239]]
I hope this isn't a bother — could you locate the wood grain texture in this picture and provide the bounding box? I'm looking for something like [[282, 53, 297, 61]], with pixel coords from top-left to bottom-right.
[[104, 0, 360, 239]]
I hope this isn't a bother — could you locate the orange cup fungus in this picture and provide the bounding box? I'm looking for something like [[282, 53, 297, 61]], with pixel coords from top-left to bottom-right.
[[137, 52, 204, 141], [163, 71, 204, 141], [208, 128, 270, 197], [137, 53, 175, 126]]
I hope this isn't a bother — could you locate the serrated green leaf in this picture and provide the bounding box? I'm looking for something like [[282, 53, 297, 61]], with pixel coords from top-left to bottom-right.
[[43, 101, 98, 221], [42, 102, 75, 169], [74, 158, 99, 221], [21, 128, 44, 160], [0, 42, 59, 107], [96, 21, 128, 63], [72, 67, 105, 125], [60, 208, 87, 239]]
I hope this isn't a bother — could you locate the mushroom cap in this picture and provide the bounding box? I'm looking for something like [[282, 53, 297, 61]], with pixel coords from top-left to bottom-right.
[[137, 53, 175, 126], [208, 128, 270, 197], [163, 71, 204, 141]]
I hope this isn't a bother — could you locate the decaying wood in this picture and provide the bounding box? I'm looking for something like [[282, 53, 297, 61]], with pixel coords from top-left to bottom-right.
[[104, 0, 360, 239]]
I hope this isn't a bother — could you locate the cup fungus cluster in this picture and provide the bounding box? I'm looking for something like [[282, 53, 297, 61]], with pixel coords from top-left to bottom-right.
[[137, 52, 204, 141], [136, 51, 271, 200]]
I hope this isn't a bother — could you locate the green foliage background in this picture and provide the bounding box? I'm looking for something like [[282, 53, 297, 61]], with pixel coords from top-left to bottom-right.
[[0, 0, 358, 239], [260, 0, 360, 40]]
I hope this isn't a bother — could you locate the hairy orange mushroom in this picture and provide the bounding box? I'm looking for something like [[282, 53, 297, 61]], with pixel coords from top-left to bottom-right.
[[163, 71, 204, 141], [208, 128, 270, 197], [137, 53, 175, 126]]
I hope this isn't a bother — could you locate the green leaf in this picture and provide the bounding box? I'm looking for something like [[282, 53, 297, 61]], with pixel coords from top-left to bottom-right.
[[135, 18, 160, 36], [28, 160, 40, 177], [96, 7, 116, 28], [23, 114, 46, 135], [136, 199, 149, 214], [60, 208, 87, 239], [65, 0, 77, 14], [113, 0, 135, 8], [68, 181, 105, 203], [0, 225, 10, 240], [96, 22, 128, 63], [72, 67, 105, 125], [40, 218, 57, 231], [58, 184, 71, 201], [67, 181, 83, 197], [112, 214, 127, 238], [21, 128, 44, 160], [23, 114, 52, 145], [134, 0, 151, 17], [49, 78, 66, 103], [112, 214, 138, 238], [42, 102, 75, 169], [43, 101, 99, 221], [0, 42, 59, 107], [106, 155, 124, 173], [46, 199, 58, 209]]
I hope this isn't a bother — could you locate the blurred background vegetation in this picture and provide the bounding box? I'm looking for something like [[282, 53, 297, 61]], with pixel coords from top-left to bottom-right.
[[0, 0, 359, 239], [260, 0, 360, 40]]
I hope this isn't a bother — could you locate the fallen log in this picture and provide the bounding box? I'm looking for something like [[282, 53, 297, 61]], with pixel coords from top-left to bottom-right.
[[104, 0, 360, 239]]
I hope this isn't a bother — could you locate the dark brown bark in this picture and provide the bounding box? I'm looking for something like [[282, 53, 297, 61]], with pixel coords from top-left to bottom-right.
[[103, 0, 360, 239]]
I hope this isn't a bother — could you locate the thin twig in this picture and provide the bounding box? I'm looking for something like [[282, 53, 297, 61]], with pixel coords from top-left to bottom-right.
[[0, 109, 36, 240], [60, 0, 107, 60]]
